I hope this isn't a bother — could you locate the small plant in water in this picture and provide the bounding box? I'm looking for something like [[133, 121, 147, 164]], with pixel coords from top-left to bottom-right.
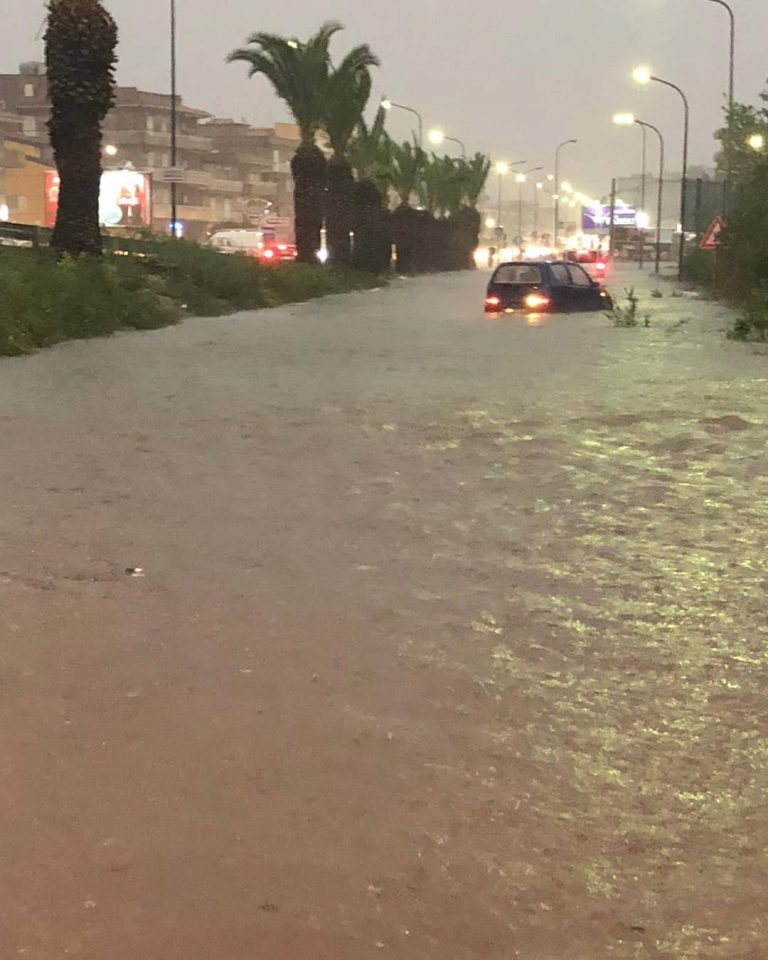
[[606, 287, 651, 328]]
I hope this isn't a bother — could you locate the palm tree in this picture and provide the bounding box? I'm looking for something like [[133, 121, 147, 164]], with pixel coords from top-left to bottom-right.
[[228, 22, 340, 264], [45, 0, 118, 257], [387, 140, 427, 273], [455, 152, 491, 269], [324, 44, 379, 266]]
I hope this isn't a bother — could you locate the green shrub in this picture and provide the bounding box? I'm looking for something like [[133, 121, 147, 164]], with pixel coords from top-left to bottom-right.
[[0, 243, 385, 357], [683, 247, 717, 291], [148, 240, 265, 315], [606, 287, 650, 328], [728, 283, 768, 342], [0, 248, 172, 355]]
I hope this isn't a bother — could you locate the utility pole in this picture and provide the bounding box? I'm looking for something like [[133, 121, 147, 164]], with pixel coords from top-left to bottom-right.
[[170, 0, 178, 236]]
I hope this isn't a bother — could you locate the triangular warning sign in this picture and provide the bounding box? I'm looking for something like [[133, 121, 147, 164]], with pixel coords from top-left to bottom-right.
[[700, 216, 725, 250]]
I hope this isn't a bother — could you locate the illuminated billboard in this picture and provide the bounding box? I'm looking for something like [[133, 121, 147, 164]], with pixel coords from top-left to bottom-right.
[[582, 202, 637, 230], [45, 170, 152, 228]]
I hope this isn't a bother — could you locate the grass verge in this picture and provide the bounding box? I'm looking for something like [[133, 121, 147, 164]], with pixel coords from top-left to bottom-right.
[[0, 243, 383, 357]]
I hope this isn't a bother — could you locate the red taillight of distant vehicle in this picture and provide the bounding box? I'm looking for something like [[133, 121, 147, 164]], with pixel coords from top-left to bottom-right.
[[485, 295, 501, 310], [596, 261, 607, 275], [259, 244, 297, 264], [524, 292, 551, 310]]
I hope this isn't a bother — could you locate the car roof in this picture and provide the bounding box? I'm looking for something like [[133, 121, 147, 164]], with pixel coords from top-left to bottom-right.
[[494, 260, 560, 267]]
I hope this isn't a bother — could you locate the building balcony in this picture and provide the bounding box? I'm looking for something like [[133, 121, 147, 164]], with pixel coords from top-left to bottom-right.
[[110, 130, 212, 153]]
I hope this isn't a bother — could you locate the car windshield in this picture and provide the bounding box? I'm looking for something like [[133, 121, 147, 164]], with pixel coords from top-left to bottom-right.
[[492, 264, 542, 285]]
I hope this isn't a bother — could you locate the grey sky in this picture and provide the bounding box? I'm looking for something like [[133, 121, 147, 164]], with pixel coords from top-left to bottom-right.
[[5, 0, 768, 198]]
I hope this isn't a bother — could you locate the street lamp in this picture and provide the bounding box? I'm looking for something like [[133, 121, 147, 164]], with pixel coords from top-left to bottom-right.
[[554, 138, 577, 249], [614, 111, 666, 275], [381, 96, 424, 147], [170, 0, 178, 236], [747, 133, 765, 151], [428, 128, 467, 158], [104, 144, 118, 157], [633, 65, 689, 280], [705, 0, 735, 120]]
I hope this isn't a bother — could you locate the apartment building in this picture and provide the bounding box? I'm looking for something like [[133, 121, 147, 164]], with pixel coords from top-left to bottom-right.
[[0, 63, 298, 237]]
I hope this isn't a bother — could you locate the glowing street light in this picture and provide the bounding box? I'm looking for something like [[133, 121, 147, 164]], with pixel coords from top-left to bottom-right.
[[747, 132, 765, 151], [429, 128, 466, 157], [496, 160, 510, 176], [632, 65, 653, 85], [613, 112, 635, 127], [104, 144, 118, 157], [561, 181, 573, 194], [381, 96, 423, 147], [515, 172, 527, 184]]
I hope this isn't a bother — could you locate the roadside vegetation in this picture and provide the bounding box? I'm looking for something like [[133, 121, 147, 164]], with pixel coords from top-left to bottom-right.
[[228, 22, 491, 275], [685, 80, 768, 341], [0, 245, 380, 357], [0, 11, 491, 359]]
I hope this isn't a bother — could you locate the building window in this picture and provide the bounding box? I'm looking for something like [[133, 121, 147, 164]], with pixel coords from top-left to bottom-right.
[[24, 83, 35, 98], [22, 117, 37, 135], [147, 151, 156, 168], [146, 116, 155, 132]]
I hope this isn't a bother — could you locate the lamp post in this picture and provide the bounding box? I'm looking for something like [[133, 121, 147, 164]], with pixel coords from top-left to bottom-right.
[[170, 0, 178, 236], [381, 97, 423, 147], [633, 66, 689, 280], [554, 139, 577, 250], [613, 112, 648, 267], [428, 129, 467, 159], [614, 112, 666, 276], [706, 0, 735, 119]]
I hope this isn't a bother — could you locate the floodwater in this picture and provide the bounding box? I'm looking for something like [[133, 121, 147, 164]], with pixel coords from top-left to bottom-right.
[[1, 266, 767, 958]]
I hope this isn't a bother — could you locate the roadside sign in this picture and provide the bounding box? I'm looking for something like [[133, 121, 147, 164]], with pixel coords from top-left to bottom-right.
[[161, 167, 186, 184], [700, 216, 725, 250]]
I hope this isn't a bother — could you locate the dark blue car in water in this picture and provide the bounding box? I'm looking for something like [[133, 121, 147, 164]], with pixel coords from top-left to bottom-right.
[[484, 260, 613, 314]]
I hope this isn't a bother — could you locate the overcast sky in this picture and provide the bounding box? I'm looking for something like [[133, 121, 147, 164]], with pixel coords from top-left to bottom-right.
[[5, 0, 768, 197]]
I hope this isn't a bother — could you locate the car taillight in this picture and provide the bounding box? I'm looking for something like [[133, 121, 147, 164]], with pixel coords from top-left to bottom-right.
[[262, 248, 275, 260], [596, 261, 607, 273], [524, 292, 550, 310], [485, 295, 500, 308]]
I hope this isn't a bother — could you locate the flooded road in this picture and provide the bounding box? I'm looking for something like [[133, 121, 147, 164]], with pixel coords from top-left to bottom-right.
[[1, 266, 767, 958]]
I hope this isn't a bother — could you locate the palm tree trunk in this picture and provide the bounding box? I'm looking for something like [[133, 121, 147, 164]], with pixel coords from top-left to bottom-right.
[[46, 0, 117, 258], [326, 156, 353, 267], [51, 125, 103, 256], [291, 143, 327, 265], [351, 179, 390, 273]]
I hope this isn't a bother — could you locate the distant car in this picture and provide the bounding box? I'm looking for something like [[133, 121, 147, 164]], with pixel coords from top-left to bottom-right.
[[484, 260, 613, 314], [258, 243, 297, 264], [566, 248, 610, 282]]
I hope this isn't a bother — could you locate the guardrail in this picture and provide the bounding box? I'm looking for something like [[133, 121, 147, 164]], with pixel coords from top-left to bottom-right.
[[0, 221, 161, 256], [0, 222, 50, 248]]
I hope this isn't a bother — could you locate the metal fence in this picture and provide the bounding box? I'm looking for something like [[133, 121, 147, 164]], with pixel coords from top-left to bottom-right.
[[0, 221, 159, 255]]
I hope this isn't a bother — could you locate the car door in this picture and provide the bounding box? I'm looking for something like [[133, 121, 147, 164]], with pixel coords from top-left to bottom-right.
[[566, 263, 601, 310], [547, 263, 573, 310]]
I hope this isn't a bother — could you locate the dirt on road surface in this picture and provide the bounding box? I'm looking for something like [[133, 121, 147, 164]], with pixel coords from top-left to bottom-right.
[[1, 267, 767, 959]]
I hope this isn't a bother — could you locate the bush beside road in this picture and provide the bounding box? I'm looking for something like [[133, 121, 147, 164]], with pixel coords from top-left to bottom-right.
[[0, 243, 383, 356]]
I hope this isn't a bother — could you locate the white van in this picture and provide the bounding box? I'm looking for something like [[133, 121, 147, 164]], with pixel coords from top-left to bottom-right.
[[208, 230, 262, 256]]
